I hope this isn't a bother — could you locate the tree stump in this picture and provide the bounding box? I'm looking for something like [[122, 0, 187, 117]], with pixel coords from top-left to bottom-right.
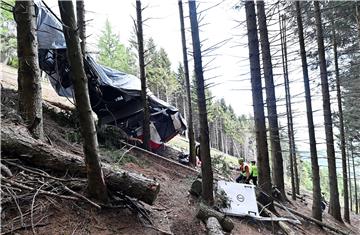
[[190, 178, 202, 196]]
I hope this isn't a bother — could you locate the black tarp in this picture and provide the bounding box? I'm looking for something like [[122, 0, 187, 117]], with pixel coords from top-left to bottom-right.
[[35, 1, 186, 150]]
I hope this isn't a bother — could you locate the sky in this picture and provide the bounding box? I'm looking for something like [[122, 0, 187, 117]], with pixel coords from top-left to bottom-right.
[[43, 0, 346, 168], [80, 0, 255, 117]]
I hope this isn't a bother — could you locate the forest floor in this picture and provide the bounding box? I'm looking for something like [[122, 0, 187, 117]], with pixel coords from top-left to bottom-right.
[[1, 63, 360, 234]]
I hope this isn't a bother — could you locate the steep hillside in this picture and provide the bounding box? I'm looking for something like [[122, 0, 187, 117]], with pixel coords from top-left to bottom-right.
[[1, 64, 360, 235]]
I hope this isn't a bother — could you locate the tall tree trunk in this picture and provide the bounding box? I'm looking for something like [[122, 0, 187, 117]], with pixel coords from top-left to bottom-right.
[[58, 0, 108, 202], [178, 0, 196, 165], [214, 119, 219, 149], [332, 21, 350, 223], [229, 138, 234, 156], [347, 142, 352, 211], [221, 122, 225, 153], [279, 14, 296, 201], [314, 1, 342, 222], [217, 119, 222, 151], [224, 134, 228, 154], [351, 142, 358, 214], [136, 0, 150, 150], [189, 0, 214, 205], [256, 1, 285, 198], [295, 1, 322, 221], [14, 0, 44, 140], [245, 0, 272, 198], [356, 3, 360, 49], [76, 0, 86, 54]]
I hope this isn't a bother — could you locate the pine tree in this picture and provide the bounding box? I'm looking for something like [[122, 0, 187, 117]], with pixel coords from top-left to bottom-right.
[[98, 19, 135, 74], [245, 0, 272, 199], [295, 1, 322, 220], [178, 0, 196, 165], [14, 0, 43, 140], [76, 0, 86, 54], [279, 14, 296, 200], [331, 20, 350, 223], [58, 0, 108, 202], [314, 1, 342, 222], [189, 0, 214, 205], [135, 0, 150, 151], [256, 1, 285, 198]]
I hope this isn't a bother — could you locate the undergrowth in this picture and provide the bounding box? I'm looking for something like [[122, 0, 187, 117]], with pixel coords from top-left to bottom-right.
[[100, 148, 143, 166], [212, 153, 232, 179]]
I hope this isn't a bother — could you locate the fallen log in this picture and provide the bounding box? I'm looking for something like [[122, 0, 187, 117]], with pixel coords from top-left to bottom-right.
[[196, 202, 234, 233], [273, 201, 349, 235], [206, 217, 224, 235], [190, 179, 202, 197], [1, 123, 160, 205]]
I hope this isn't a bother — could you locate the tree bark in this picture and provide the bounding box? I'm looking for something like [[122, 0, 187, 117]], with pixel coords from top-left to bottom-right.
[[196, 203, 234, 232], [295, 1, 322, 221], [245, 0, 272, 198], [282, 15, 299, 195], [1, 123, 160, 205], [314, 1, 342, 222], [279, 14, 296, 201], [136, 0, 151, 150], [347, 143, 352, 211], [217, 119, 223, 152], [76, 0, 86, 54], [356, 3, 360, 50], [206, 217, 225, 235], [332, 20, 350, 223], [189, 0, 214, 205], [14, 0, 44, 140], [58, 0, 108, 202], [256, 1, 285, 199], [178, 0, 196, 165], [351, 142, 358, 214]]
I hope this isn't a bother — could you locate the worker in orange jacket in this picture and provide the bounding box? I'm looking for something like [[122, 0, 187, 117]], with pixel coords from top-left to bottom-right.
[[235, 158, 251, 184]]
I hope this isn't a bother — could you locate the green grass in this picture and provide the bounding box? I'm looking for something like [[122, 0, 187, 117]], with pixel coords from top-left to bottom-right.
[[99, 147, 144, 166]]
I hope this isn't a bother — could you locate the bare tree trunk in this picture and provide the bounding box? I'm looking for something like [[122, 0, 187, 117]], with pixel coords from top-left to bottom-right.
[[229, 138, 234, 156], [347, 142, 352, 211], [295, 1, 322, 220], [245, 0, 272, 198], [332, 21, 350, 223], [217, 119, 222, 151], [356, 3, 360, 49], [189, 0, 214, 205], [136, 0, 150, 150], [256, 1, 285, 198], [14, 0, 43, 140], [279, 14, 296, 201], [351, 142, 358, 214], [214, 119, 219, 149], [314, 1, 342, 222], [58, 0, 108, 202], [76, 0, 86, 54], [221, 123, 225, 152], [178, 0, 196, 165]]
